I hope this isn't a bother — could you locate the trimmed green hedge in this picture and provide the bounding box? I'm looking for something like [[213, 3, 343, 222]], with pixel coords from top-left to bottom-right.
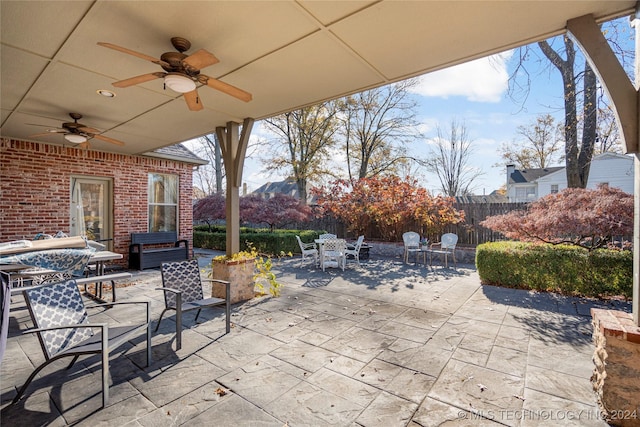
[[193, 228, 324, 256], [475, 241, 632, 298]]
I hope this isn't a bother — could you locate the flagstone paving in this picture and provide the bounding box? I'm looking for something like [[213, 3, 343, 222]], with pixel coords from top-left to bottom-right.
[[1, 251, 631, 426]]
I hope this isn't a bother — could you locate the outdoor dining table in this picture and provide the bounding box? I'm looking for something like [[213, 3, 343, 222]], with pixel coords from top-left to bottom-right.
[[0, 238, 127, 362], [418, 245, 432, 266], [0, 249, 125, 299]]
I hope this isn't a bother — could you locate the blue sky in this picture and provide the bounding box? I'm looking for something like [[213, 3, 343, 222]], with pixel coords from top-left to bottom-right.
[[241, 49, 565, 195], [193, 16, 634, 196]]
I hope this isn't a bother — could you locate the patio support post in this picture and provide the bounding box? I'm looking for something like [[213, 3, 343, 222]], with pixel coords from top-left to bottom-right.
[[635, 154, 639, 325], [634, 7, 639, 326], [216, 118, 255, 256], [567, 11, 640, 326]]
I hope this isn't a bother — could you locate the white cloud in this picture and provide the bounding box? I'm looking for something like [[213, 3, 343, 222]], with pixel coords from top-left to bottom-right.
[[411, 51, 513, 103]]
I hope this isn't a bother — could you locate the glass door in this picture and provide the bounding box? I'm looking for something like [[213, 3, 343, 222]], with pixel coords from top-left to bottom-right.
[[70, 177, 113, 250]]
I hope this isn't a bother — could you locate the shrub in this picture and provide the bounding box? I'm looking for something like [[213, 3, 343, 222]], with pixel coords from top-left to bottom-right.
[[194, 193, 313, 232], [480, 185, 633, 250], [194, 228, 324, 255], [476, 241, 632, 298], [312, 175, 464, 241]]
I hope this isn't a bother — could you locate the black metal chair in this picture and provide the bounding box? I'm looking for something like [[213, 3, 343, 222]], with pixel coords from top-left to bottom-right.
[[157, 259, 231, 350], [13, 279, 151, 408]]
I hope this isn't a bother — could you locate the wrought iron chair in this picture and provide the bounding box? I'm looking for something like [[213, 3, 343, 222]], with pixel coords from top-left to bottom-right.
[[429, 233, 459, 268], [321, 239, 347, 271], [295, 235, 318, 267], [345, 235, 365, 266], [157, 259, 230, 350], [402, 231, 421, 264], [13, 279, 151, 408]]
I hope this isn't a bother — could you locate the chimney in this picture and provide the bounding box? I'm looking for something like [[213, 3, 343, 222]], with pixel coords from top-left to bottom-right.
[[506, 164, 515, 183]]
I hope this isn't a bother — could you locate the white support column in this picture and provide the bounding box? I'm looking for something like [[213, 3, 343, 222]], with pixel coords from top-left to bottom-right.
[[634, 154, 639, 325], [633, 8, 639, 326], [216, 118, 255, 256]]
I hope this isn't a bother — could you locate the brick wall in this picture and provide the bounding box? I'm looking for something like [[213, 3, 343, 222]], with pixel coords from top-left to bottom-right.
[[591, 308, 640, 426], [0, 138, 195, 265]]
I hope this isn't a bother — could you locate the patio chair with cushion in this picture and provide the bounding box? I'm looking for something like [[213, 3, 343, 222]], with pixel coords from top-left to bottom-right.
[[12, 279, 151, 408], [402, 231, 421, 264], [321, 238, 346, 271], [157, 259, 230, 350], [345, 235, 365, 266], [295, 236, 318, 267], [429, 233, 458, 268]]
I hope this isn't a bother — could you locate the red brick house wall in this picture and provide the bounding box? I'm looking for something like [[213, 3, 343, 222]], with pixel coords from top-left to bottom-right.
[[0, 138, 195, 266]]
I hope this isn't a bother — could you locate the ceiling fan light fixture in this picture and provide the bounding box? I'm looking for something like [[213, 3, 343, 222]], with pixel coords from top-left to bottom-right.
[[64, 134, 87, 144], [164, 73, 196, 93], [97, 89, 116, 97]]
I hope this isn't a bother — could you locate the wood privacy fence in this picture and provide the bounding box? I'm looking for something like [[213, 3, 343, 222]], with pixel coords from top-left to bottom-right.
[[302, 202, 529, 246], [444, 202, 528, 245]]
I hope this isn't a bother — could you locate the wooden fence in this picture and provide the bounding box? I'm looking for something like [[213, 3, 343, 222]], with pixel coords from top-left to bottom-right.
[[446, 202, 528, 245], [301, 202, 528, 246]]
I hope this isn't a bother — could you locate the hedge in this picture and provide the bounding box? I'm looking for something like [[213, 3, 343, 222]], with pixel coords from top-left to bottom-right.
[[475, 241, 632, 298], [193, 228, 324, 256]]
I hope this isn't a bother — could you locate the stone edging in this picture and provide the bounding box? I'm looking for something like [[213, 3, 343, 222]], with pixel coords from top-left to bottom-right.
[[366, 241, 476, 264]]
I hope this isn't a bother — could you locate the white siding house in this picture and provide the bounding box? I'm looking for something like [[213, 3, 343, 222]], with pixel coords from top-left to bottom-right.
[[506, 165, 564, 203], [507, 153, 635, 202]]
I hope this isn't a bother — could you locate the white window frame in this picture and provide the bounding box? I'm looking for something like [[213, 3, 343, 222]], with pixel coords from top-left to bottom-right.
[[148, 173, 179, 232]]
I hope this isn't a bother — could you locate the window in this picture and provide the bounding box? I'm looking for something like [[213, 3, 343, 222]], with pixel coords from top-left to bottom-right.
[[148, 173, 178, 232], [550, 184, 559, 194], [70, 177, 113, 249], [515, 186, 536, 201]]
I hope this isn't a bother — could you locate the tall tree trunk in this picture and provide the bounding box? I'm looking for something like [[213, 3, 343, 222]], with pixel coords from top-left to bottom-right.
[[297, 177, 307, 205], [214, 134, 223, 193], [579, 60, 598, 187], [539, 36, 596, 189]]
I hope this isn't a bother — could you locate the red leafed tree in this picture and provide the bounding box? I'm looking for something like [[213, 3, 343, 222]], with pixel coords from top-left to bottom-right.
[[481, 185, 633, 250], [239, 193, 264, 225], [312, 175, 464, 241], [195, 193, 312, 232], [193, 193, 226, 231], [246, 193, 312, 231], [239, 193, 312, 231]]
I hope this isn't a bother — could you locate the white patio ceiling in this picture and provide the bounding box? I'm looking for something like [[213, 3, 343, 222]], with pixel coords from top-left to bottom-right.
[[1, 1, 636, 155]]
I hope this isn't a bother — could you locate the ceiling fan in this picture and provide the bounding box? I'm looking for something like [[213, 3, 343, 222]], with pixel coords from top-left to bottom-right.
[[27, 113, 125, 148], [97, 37, 252, 111]]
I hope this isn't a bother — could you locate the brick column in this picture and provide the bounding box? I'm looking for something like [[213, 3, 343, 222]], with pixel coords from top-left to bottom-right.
[[591, 308, 640, 426]]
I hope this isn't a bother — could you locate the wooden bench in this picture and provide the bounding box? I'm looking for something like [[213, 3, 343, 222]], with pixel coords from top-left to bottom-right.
[[128, 232, 189, 270]]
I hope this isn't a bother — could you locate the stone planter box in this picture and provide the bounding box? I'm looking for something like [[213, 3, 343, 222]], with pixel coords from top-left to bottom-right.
[[210, 257, 256, 304]]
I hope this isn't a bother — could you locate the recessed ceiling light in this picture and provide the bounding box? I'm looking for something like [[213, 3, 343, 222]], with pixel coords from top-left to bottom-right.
[[97, 89, 116, 98]]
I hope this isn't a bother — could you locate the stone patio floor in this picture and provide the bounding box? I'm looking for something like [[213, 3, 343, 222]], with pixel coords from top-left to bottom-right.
[[0, 250, 631, 426]]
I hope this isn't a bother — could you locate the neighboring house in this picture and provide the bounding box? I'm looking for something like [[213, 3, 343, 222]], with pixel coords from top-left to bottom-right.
[[252, 178, 318, 204], [0, 138, 207, 266], [506, 152, 635, 202], [253, 178, 299, 199]]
